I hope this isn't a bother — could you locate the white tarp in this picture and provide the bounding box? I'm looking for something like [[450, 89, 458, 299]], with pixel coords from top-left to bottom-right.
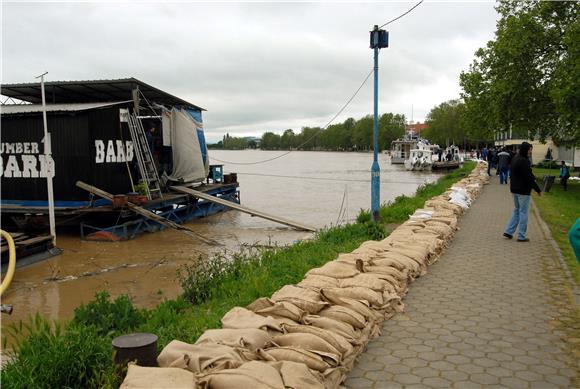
[[166, 109, 208, 183], [162, 110, 172, 146]]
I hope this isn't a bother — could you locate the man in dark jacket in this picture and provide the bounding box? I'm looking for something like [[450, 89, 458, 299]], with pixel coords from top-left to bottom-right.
[[497, 148, 511, 184], [503, 142, 541, 242]]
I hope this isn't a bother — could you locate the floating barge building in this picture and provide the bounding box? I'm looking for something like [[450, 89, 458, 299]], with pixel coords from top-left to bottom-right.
[[0, 78, 239, 241]]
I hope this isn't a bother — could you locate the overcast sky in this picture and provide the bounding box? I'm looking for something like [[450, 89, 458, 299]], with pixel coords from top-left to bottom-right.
[[1, 1, 498, 142]]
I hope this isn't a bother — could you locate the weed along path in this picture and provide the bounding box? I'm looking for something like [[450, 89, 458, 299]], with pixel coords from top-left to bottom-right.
[[345, 177, 579, 388]]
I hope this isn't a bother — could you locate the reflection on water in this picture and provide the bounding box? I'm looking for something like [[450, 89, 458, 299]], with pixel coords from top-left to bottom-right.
[[1, 151, 441, 328]]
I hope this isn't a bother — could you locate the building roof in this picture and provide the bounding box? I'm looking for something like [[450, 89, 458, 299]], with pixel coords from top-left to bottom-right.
[[0, 78, 205, 111], [1, 101, 131, 115]]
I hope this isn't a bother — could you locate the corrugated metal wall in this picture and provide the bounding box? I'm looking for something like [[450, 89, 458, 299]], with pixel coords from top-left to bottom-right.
[[1, 106, 134, 202]]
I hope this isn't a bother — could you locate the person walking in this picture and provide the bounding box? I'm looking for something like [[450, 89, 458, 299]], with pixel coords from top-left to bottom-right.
[[560, 161, 570, 191], [497, 148, 511, 184], [503, 142, 541, 242]]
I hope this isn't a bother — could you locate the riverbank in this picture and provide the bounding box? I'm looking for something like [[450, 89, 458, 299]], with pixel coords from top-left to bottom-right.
[[1, 163, 475, 388], [532, 167, 580, 283]]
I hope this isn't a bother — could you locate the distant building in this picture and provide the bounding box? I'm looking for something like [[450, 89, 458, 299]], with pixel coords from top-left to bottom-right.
[[406, 122, 428, 136], [495, 129, 580, 166]]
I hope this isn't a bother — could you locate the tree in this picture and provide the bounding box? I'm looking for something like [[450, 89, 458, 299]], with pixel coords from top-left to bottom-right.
[[460, 0, 580, 146], [423, 100, 467, 147]]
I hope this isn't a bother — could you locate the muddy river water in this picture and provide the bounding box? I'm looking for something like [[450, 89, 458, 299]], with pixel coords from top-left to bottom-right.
[[2, 150, 441, 328]]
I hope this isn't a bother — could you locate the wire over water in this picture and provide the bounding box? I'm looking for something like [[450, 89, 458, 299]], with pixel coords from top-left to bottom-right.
[[235, 171, 432, 185], [210, 68, 374, 166]]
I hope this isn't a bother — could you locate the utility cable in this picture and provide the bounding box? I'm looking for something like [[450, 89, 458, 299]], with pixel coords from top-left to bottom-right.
[[234, 171, 433, 185], [379, 0, 424, 28], [210, 67, 374, 166]]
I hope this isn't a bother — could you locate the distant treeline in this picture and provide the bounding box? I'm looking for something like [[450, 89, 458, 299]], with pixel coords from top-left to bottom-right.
[[209, 113, 407, 151]]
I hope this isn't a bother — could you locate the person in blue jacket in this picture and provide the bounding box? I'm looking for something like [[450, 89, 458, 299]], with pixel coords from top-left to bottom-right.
[[570, 218, 580, 264], [559, 161, 570, 191]]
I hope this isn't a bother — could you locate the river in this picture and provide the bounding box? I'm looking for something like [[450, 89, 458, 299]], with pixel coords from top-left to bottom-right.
[[1, 150, 441, 328]]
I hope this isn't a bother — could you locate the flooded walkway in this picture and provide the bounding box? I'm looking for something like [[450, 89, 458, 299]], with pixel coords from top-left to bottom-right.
[[345, 178, 579, 388]]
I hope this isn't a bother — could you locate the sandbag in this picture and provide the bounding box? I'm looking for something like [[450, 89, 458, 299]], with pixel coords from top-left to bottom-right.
[[281, 324, 353, 357], [221, 307, 284, 332], [297, 275, 340, 291], [157, 340, 252, 374], [319, 293, 383, 323], [321, 286, 384, 308], [195, 328, 272, 351], [318, 305, 366, 329], [120, 364, 196, 389], [271, 285, 327, 314], [258, 347, 336, 372], [305, 261, 360, 279], [272, 333, 341, 358], [268, 360, 325, 389], [339, 273, 396, 293], [302, 315, 359, 343], [197, 361, 285, 389], [247, 298, 305, 322]]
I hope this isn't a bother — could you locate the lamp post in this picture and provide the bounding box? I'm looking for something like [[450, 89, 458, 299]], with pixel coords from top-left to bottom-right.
[[369, 25, 389, 222]]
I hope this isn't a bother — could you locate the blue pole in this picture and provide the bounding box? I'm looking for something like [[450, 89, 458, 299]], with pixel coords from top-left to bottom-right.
[[371, 43, 380, 222]]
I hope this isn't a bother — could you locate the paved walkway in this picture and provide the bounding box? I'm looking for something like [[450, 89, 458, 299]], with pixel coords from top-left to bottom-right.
[[345, 178, 579, 389]]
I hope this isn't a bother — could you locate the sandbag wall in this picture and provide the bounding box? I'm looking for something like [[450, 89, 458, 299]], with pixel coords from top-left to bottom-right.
[[121, 162, 490, 389]]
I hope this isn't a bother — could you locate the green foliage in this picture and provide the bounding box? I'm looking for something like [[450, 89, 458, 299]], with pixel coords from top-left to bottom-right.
[[1, 315, 117, 389], [423, 99, 472, 146], [532, 166, 580, 283], [460, 0, 580, 146], [134, 182, 148, 196], [73, 291, 146, 337], [257, 113, 405, 151]]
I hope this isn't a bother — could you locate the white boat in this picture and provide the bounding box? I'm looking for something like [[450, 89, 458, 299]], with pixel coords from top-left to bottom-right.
[[404, 148, 433, 171], [390, 135, 419, 164]]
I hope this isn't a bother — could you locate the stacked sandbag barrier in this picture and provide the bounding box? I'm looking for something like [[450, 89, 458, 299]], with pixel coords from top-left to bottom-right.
[[120, 162, 489, 389]]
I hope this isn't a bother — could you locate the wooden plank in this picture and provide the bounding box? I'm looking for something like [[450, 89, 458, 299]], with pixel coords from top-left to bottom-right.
[[171, 185, 316, 232], [14, 235, 53, 247], [75, 181, 221, 246]]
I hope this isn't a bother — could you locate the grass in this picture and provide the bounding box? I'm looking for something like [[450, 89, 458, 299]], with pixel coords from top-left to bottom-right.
[[532, 166, 580, 284], [1, 163, 476, 388]]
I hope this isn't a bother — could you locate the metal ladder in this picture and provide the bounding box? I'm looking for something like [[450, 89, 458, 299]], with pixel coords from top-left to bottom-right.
[[127, 113, 163, 200]]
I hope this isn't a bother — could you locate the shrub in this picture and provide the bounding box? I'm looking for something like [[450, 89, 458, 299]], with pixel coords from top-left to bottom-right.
[[1, 315, 117, 389], [73, 291, 146, 337]]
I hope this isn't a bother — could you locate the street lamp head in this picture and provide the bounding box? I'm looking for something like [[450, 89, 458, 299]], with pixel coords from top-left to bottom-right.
[[370, 28, 389, 49]]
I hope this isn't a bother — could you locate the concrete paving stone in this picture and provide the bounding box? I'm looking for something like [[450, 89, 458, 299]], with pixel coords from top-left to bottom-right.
[[383, 363, 411, 374], [400, 357, 429, 369], [373, 355, 400, 365], [344, 377, 373, 388], [441, 370, 469, 381], [438, 334, 462, 343], [416, 351, 445, 362], [422, 377, 452, 388], [436, 346, 460, 356], [407, 344, 432, 353], [429, 360, 456, 371], [469, 373, 500, 385], [456, 363, 485, 374], [360, 361, 385, 371], [513, 355, 541, 366], [499, 377, 531, 389], [484, 366, 512, 378], [451, 381, 483, 389], [486, 352, 513, 362], [362, 370, 394, 382], [393, 373, 422, 385], [372, 382, 404, 389], [400, 337, 424, 346], [472, 358, 500, 368], [545, 373, 572, 387], [514, 370, 544, 382], [411, 366, 440, 378], [444, 354, 471, 364], [391, 349, 417, 359]]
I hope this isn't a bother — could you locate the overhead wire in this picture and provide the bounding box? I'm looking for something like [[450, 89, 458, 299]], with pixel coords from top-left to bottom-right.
[[234, 171, 433, 185], [379, 0, 424, 28], [210, 67, 374, 166]]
